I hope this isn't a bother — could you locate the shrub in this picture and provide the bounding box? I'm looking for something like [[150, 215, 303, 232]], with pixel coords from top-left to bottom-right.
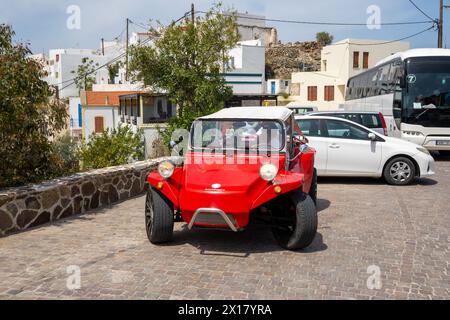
[[52, 132, 80, 174], [79, 126, 144, 169]]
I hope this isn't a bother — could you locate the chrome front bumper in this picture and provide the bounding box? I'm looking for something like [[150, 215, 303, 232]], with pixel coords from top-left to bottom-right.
[[188, 208, 238, 232]]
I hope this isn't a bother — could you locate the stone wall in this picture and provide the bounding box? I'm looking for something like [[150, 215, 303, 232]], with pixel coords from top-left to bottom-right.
[[265, 41, 322, 79], [0, 158, 166, 237]]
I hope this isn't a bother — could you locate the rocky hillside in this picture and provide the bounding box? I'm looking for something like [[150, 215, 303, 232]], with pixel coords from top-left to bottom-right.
[[266, 41, 322, 79]]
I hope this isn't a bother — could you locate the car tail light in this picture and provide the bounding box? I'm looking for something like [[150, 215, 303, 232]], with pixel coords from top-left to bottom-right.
[[379, 112, 388, 136]]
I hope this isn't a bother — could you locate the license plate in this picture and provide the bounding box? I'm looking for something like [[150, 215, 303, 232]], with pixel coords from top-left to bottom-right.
[[436, 140, 450, 146]]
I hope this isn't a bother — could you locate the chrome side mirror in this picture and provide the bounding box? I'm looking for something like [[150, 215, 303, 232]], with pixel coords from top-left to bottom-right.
[[368, 133, 377, 141], [299, 144, 310, 153]]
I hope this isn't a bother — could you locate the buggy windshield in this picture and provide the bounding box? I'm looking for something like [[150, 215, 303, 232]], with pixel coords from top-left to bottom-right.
[[191, 120, 285, 152]]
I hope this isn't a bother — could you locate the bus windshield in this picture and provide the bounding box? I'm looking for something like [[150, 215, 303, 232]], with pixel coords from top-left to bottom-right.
[[403, 56, 450, 127]]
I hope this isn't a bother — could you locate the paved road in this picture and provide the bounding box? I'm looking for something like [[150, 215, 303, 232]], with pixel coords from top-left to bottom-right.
[[0, 155, 449, 300]]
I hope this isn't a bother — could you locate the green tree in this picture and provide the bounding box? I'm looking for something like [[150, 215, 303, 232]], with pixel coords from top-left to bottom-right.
[[129, 3, 240, 143], [316, 32, 334, 46], [78, 126, 144, 169], [71, 57, 99, 91], [0, 24, 67, 188], [107, 62, 120, 84]]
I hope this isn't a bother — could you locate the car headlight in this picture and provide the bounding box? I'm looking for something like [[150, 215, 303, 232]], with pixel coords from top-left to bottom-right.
[[259, 163, 278, 181], [158, 161, 175, 179], [416, 147, 430, 155]]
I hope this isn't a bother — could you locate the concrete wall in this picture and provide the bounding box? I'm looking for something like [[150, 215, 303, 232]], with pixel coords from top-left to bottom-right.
[[0, 159, 167, 237]]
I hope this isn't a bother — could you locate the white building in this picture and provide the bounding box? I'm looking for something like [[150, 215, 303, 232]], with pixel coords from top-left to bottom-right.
[[290, 39, 410, 110], [267, 79, 291, 95], [225, 39, 266, 95], [236, 13, 277, 47], [35, 48, 111, 99]]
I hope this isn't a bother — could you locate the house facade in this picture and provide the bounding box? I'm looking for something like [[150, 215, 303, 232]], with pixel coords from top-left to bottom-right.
[[81, 90, 140, 140], [224, 39, 266, 96], [118, 93, 175, 158], [290, 39, 410, 110]]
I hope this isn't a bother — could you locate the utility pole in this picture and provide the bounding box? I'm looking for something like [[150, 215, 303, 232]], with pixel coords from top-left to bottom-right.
[[125, 18, 130, 81], [191, 3, 195, 24], [101, 38, 105, 55], [438, 0, 444, 48]]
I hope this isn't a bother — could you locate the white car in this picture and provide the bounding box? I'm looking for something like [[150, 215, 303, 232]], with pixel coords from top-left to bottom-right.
[[295, 116, 435, 185]]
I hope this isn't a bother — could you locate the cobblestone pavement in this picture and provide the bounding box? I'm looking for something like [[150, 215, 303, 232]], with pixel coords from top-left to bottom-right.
[[0, 156, 449, 300]]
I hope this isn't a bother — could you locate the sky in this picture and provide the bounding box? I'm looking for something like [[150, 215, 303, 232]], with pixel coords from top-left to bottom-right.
[[0, 0, 448, 54]]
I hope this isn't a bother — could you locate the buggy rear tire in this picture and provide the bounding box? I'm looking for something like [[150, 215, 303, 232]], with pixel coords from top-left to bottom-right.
[[272, 191, 318, 250], [145, 187, 174, 244]]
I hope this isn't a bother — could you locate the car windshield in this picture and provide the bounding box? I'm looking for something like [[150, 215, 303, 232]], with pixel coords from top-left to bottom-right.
[[191, 120, 285, 152], [403, 56, 450, 127]]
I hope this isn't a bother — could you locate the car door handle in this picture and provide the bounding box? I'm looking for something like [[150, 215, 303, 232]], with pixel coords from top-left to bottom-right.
[[329, 144, 340, 149]]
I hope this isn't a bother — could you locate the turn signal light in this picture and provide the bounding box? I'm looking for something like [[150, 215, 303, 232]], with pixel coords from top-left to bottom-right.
[[157, 182, 164, 189], [274, 186, 282, 194]]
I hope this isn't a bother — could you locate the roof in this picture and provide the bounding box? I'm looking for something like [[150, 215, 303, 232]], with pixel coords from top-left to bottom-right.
[[199, 107, 293, 121], [376, 48, 450, 66], [85, 91, 140, 107]]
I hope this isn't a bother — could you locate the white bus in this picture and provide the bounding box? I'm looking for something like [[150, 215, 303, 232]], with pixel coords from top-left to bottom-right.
[[345, 48, 450, 155]]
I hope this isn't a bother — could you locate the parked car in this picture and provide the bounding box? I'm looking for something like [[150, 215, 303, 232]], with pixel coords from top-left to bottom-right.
[[295, 115, 435, 185], [146, 107, 318, 250], [287, 105, 319, 115], [305, 111, 388, 136]]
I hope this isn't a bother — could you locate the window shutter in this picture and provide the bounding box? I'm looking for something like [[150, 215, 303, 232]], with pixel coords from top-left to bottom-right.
[[353, 51, 359, 68], [95, 117, 104, 133], [363, 52, 369, 69]]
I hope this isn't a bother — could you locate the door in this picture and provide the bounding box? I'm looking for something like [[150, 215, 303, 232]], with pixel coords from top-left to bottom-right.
[[271, 81, 276, 95], [295, 118, 327, 175], [323, 119, 382, 176]]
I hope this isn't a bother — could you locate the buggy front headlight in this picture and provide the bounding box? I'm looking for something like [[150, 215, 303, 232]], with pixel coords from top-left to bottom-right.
[[158, 161, 175, 179], [259, 163, 278, 181]]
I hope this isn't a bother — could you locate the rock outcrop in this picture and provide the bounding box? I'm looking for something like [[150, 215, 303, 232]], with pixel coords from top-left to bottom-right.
[[266, 41, 322, 79]]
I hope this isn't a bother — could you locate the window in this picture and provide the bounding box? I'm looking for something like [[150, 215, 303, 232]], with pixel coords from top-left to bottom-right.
[[324, 86, 335, 101], [307, 86, 317, 101], [353, 51, 360, 68], [363, 52, 369, 69], [94, 116, 104, 133], [325, 119, 369, 140], [296, 119, 322, 137]]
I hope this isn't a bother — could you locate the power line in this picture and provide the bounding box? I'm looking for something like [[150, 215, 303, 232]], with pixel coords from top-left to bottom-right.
[[408, 0, 436, 22], [59, 37, 153, 91], [327, 25, 435, 46], [196, 10, 433, 26]]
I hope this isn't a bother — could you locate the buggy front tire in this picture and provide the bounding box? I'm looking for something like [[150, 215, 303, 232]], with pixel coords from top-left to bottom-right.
[[145, 187, 174, 244], [309, 168, 318, 206], [272, 191, 318, 250]]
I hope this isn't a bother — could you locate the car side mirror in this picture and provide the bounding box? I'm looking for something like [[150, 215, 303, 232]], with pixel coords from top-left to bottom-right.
[[368, 133, 377, 141]]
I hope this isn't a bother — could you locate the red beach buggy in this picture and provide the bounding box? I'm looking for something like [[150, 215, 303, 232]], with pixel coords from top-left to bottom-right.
[[146, 107, 318, 250]]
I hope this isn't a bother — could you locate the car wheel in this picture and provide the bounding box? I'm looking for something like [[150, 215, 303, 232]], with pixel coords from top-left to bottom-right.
[[440, 150, 450, 157], [308, 168, 318, 206], [271, 191, 318, 250], [145, 187, 174, 244], [383, 157, 416, 185]]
